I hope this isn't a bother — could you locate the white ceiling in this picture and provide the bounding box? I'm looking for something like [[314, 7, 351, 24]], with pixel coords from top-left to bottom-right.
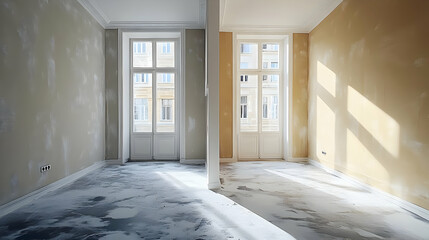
[[78, 0, 342, 32], [78, 0, 206, 29], [220, 0, 342, 32]]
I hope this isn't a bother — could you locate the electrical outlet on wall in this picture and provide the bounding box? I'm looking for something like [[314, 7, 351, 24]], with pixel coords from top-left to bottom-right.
[[40, 164, 52, 173]]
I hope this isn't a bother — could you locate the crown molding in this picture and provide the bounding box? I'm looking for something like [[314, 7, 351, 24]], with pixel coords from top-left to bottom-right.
[[78, 0, 205, 29], [106, 21, 203, 29], [220, 24, 309, 33], [77, 0, 108, 28], [306, 0, 342, 32]]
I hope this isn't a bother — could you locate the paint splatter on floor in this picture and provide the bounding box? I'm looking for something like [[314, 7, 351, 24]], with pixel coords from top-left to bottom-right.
[[0, 162, 294, 240], [217, 161, 429, 240]]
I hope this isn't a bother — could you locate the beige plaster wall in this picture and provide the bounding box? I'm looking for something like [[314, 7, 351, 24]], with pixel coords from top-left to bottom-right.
[[0, 0, 105, 205], [308, 0, 429, 209], [292, 34, 309, 158], [185, 29, 206, 159], [219, 32, 233, 159]]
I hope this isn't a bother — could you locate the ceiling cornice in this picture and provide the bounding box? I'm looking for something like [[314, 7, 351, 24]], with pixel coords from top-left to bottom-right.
[[77, 0, 108, 28], [77, 0, 206, 29], [306, 0, 342, 32]]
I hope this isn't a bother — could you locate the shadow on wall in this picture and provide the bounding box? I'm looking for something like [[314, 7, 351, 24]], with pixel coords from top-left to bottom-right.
[[313, 60, 427, 205]]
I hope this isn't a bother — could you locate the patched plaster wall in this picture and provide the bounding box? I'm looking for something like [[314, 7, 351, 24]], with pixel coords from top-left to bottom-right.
[[308, 0, 429, 209], [105, 29, 118, 160], [0, 0, 105, 205], [185, 29, 206, 159]]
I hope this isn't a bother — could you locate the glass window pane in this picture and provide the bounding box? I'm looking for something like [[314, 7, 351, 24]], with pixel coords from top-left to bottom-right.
[[262, 43, 279, 70], [133, 73, 152, 132], [133, 42, 152, 68], [156, 42, 175, 68], [262, 74, 280, 131], [240, 75, 258, 132], [240, 43, 258, 69], [156, 73, 175, 132]]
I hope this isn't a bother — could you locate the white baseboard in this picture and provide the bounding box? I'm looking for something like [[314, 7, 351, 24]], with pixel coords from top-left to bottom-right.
[[0, 161, 106, 219], [309, 159, 429, 221], [287, 157, 309, 163], [105, 159, 122, 165], [180, 159, 206, 165], [220, 158, 236, 163]]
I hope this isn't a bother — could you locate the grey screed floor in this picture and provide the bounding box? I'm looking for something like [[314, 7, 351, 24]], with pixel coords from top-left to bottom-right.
[[0, 162, 428, 239], [216, 161, 429, 240]]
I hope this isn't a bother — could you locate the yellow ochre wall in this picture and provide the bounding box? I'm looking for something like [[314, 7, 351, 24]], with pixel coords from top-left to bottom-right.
[[219, 32, 234, 159], [292, 34, 309, 158], [308, 0, 429, 209]]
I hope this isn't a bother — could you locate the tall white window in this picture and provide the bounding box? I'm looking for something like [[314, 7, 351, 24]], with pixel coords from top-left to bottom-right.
[[241, 96, 248, 119], [134, 98, 148, 121], [161, 99, 173, 121]]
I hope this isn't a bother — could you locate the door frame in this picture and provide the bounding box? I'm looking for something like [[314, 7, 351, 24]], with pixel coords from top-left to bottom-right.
[[118, 30, 184, 163], [233, 33, 292, 161]]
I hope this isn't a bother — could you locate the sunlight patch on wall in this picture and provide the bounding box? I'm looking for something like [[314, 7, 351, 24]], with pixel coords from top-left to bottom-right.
[[317, 61, 336, 97], [316, 96, 335, 168], [346, 129, 389, 188], [347, 86, 399, 157]]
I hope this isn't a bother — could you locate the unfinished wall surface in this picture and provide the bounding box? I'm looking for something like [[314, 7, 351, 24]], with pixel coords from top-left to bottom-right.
[[185, 29, 206, 159], [219, 32, 233, 159], [0, 0, 105, 205], [292, 34, 309, 158], [105, 29, 118, 160], [309, 0, 429, 209]]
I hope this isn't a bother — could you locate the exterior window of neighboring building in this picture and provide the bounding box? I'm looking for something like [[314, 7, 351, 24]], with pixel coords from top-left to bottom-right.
[[134, 73, 150, 83], [161, 99, 173, 121], [161, 73, 172, 83], [162, 43, 171, 54], [263, 62, 268, 69], [271, 96, 278, 119], [271, 75, 279, 82], [241, 44, 251, 53], [134, 98, 148, 121], [263, 97, 268, 119], [241, 96, 248, 119], [240, 62, 249, 69], [271, 62, 279, 68], [240, 75, 248, 82], [263, 75, 268, 81], [133, 42, 146, 54]]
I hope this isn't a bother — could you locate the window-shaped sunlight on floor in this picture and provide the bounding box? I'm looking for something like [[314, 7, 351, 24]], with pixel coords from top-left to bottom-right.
[[316, 96, 336, 167], [347, 86, 399, 157], [317, 61, 336, 97], [346, 129, 389, 188], [163, 171, 207, 189], [158, 170, 296, 239]]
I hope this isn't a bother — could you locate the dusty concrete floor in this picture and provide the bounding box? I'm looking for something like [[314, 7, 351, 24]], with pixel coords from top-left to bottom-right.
[[0, 162, 293, 240], [217, 161, 429, 240]]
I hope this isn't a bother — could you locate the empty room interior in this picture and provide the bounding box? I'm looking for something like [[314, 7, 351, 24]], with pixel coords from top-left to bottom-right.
[[0, 0, 428, 239]]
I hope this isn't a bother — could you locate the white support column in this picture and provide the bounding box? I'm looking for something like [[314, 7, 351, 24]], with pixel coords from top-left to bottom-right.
[[206, 0, 221, 189]]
